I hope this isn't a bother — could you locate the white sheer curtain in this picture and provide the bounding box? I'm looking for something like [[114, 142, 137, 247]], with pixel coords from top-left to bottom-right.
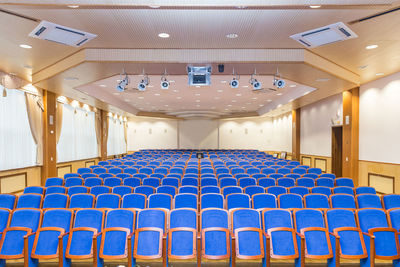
[[57, 104, 98, 162], [107, 116, 126, 156], [0, 87, 37, 170]]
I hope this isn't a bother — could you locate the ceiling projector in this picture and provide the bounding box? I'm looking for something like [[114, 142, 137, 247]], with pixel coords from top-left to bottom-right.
[[187, 65, 211, 86]]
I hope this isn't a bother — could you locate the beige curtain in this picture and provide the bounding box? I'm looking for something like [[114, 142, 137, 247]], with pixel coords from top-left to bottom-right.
[[124, 121, 128, 144], [95, 111, 102, 156], [25, 93, 43, 165], [56, 102, 63, 144]]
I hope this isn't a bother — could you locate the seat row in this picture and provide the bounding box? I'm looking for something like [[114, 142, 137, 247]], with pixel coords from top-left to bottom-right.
[[1, 207, 400, 266], [4, 192, 400, 211]]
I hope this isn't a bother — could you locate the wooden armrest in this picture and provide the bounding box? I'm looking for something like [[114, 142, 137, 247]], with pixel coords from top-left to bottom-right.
[[201, 227, 230, 260], [369, 227, 398, 235], [300, 227, 328, 235], [168, 227, 197, 259], [233, 227, 264, 260]]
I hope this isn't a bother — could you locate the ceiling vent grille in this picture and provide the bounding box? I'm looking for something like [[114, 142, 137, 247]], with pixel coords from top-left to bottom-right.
[[290, 22, 357, 48], [28, 20, 97, 47]]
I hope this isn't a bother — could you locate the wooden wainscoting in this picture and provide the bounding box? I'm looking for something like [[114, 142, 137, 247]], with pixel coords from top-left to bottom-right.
[[0, 172, 27, 193], [359, 160, 400, 194], [0, 166, 41, 188], [56, 158, 99, 175], [85, 160, 96, 168], [57, 165, 72, 178], [300, 154, 332, 173]]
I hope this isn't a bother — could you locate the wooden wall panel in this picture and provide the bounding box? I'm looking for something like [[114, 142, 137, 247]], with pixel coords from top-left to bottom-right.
[[369, 173, 394, 194], [359, 160, 400, 194], [0, 173, 27, 193], [57, 165, 72, 178], [292, 109, 300, 161]]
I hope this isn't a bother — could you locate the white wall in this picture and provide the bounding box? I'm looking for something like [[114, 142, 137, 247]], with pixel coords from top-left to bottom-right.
[[127, 114, 292, 151], [178, 119, 219, 149], [360, 72, 400, 164], [300, 94, 342, 157], [127, 117, 178, 151]]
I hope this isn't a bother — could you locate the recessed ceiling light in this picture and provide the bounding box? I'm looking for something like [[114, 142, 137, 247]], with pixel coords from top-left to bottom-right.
[[149, 5, 160, 8], [124, 99, 131, 102], [220, 80, 227, 84], [154, 93, 160, 96], [289, 84, 297, 88], [177, 96, 182, 99], [358, 65, 368, 70], [225, 108, 229, 111], [376, 73, 384, 76], [195, 86, 201, 88], [232, 100, 237, 102], [242, 85, 249, 88], [138, 96, 144, 99], [158, 33, 170, 38], [196, 100, 200, 102], [147, 85, 154, 88], [366, 44, 378, 50], [173, 90, 179, 93], [19, 44, 32, 49], [113, 92, 120, 95], [67, 5, 79, 8], [99, 84, 107, 87], [303, 91, 311, 95], [252, 97, 257, 100], [241, 107, 246, 109], [236, 6, 247, 9], [217, 90, 223, 93], [277, 104, 282, 108], [227, 105, 232, 107], [267, 99, 272, 102], [214, 96, 220, 100], [195, 93, 201, 96], [277, 93, 283, 96], [316, 78, 330, 82], [259, 104, 264, 107], [309, 5, 321, 8], [236, 93, 241, 96], [196, 104, 200, 107], [165, 104, 169, 107], [226, 33, 238, 39]]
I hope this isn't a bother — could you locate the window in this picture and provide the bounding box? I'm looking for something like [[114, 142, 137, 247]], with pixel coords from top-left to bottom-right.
[[57, 104, 97, 162], [107, 116, 126, 156], [0, 87, 37, 170]]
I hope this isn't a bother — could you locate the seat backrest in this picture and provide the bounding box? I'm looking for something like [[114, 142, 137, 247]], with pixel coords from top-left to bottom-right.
[[294, 209, 325, 231], [252, 193, 277, 209], [226, 193, 250, 210], [355, 186, 376, 195], [178, 186, 198, 195], [134, 185, 155, 197], [10, 209, 42, 232], [77, 168, 92, 175], [311, 186, 332, 197], [320, 173, 336, 179], [104, 177, 122, 187], [296, 178, 315, 188], [222, 186, 242, 197], [357, 208, 388, 233], [67, 186, 89, 196], [64, 173, 80, 179], [93, 167, 107, 174], [316, 178, 334, 188], [304, 194, 330, 209], [238, 178, 256, 188], [23, 186, 45, 195], [84, 177, 102, 187], [95, 193, 120, 209], [388, 208, 400, 231], [325, 209, 357, 233], [148, 193, 172, 210], [16, 193, 42, 209], [200, 178, 218, 187], [157, 185, 177, 197], [258, 178, 276, 188], [174, 193, 198, 210], [116, 173, 131, 179], [65, 177, 83, 187], [201, 208, 229, 230], [0, 209, 10, 232], [335, 178, 354, 188], [200, 193, 224, 210], [307, 168, 322, 175], [0, 194, 17, 210], [105, 209, 135, 233], [220, 178, 237, 188], [142, 178, 160, 187], [181, 178, 198, 187], [286, 173, 301, 179], [170, 208, 197, 230], [289, 186, 309, 197], [330, 194, 356, 209], [266, 186, 287, 197], [356, 194, 382, 209], [231, 208, 261, 231], [332, 186, 354, 195], [244, 186, 264, 197], [81, 173, 98, 179], [45, 177, 63, 187], [383, 195, 400, 210], [201, 186, 220, 195], [292, 168, 307, 175], [74, 209, 104, 232], [90, 185, 111, 197], [277, 178, 295, 188], [42, 193, 69, 209], [269, 173, 284, 180], [112, 186, 133, 197], [123, 177, 141, 188], [161, 178, 180, 188], [42, 209, 73, 231], [122, 193, 147, 209], [262, 209, 293, 231], [137, 209, 167, 232], [108, 167, 123, 174], [69, 193, 95, 209], [278, 193, 303, 209]]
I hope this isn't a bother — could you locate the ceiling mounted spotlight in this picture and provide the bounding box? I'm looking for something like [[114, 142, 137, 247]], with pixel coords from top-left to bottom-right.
[[250, 73, 262, 90], [229, 68, 240, 88], [116, 70, 129, 92], [273, 68, 285, 89], [160, 70, 169, 90], [137, 71, 149, 91]]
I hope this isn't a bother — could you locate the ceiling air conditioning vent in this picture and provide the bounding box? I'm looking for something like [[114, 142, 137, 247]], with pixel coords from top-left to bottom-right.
[[28, 20, 97, 47], [290, 22, 357, 48]]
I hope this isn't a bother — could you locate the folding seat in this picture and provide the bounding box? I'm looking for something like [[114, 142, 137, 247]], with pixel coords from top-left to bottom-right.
[[148, 193, 173, 210], [320, 173, 336, 179], [124, 167, 138, 175], [103, 165, 114, 170], [93, 167, 107, 174], [333, 186, 354, 195], [16, 193, 42, 209], [304, 193, 330, 209], [217, 173, 233, 180], [134, 185, 155, 197], [138, 167, 153, 176], [98, 209, 135, 266], [226, 193, 250, 210], [292, 168, 307, 175], [262, 209, 301, 265], [42, 193, 69, 209], [244, 185, 264, 197], [220, 177, 237, 188], [383, 194, 400, 210], [90, 185, 111, 197], [231, 167, 245, 176], [200, 178, 218, 187], [81, 173, 98, 179], [201, 173, 217, 179], [311, 186, 332, 197], [294, 209, 333, 265], [286, 173, 301, 179], [296, 178, 315, 188], [98, 161, 108, 166], [134, 209, 167, 266], [122, 177, 140, 188], [235, 173, 251, 180], [200, 193, 224, 209], [116, 173, 131, 179], [0, 209, 41, 265], [45, 177, 63, 187], [277, 178, 295, 188], [222, 186, 242, 198], [132, 173, 147, 180], [77, 167, 92, 175], [84, 177, 102, 189], [277, 168, 291, 175], [216, 167, 229, 175], [167, 173, 182, 179], [200, 208, 230, 263], [183, 173, 198, 179], [170, 167, 184, 176], [356, 194, 383, 209], [22, 186, 44, 195], [65, 209, 104, 265], [142, 177, 160, 188], [112, 185, 133, 197], [329, 193, 356, 209], [258, 177, 276, 188], [251, 193, 277, 209], [276, 161, 287, 166], [67, 185, 89, 196], [238, 177, 256, 188], [174, 193, 198, 210], [289, 186, 309, 197], [252, 173, 267, 179], [161, 177, 180, 188], [90, 165, 101, 169], [230, 208, 264, 265], [269, 173, 284, 180], [316, 178, 335, 188], [157, 185, 177, 197], [278, 193, 303, 209], [69, 193, 95, 209], [122, 193, 147, 209], [150, 173, 164, 179], [99, 173, 114, 179], [357, 208, 400, 267], [335, 177, 354, 188], [185, 167, 199, 175], [270, 165, 281, 170], [262, 168, 276, 176], [246, 167, 260, 175], [302, 173, 319, 179], [179, 186, 198, 195], [96, 193, 120, 209], [64, 173, 80, 179], [201, 186, 220, 195], [64, 177, 83, 187], [307, 168, 322, 175], [103, 177, 122, 188], [136, 161, 148, 167], [355, 186, 376, 195], [388, 208, 400, 231], [266, 186, 287, 198], [0, 194, 16, 210]]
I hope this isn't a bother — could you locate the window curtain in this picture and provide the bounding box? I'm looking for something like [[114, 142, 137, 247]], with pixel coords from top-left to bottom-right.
[[94, 111, 102, 156], [0, 87, 37, 170], [107, 115, 126, 156], [56, 102, 63, 144], [57, 104, 98, 162], [25, 93, 43, 165]]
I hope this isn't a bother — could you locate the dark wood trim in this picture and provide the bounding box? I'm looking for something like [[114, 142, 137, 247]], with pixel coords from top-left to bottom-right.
[[314, 158, 327, 173], [368, 172, 395, 194], [0, 165, 40, 175], [301, 156, 312, 166], [359, 160, 400, 166], [0, 172, 27, 194], [57, 157, 99, 165]]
